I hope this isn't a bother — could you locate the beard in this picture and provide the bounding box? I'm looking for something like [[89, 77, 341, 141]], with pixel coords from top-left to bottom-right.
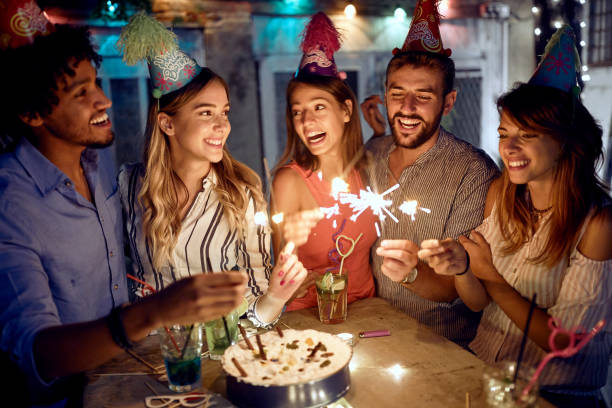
[[389, 109, 444, 149]]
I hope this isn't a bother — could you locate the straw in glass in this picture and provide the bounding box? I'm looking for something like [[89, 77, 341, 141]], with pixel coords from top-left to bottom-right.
[[126, 273, 181, 354], [514, 293, 537, 383]]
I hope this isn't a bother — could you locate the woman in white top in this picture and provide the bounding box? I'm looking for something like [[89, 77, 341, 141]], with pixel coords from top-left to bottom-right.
[[418, 80, 612, 405], [120, 66, 307, 328]]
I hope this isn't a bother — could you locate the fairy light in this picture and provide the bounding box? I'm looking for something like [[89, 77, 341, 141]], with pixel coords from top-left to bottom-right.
[[394, 7, 407, 21], [582, 65, 589, 72], [531, 6, 539, 14], [534, 27, 542, 36], [582, 74, 591, 82], [580, 21, 587, 28], [579, 0, 586, 4], [580, 40, 586, 47], [553, 20, 562, 29], [344, 3, 356, 19]]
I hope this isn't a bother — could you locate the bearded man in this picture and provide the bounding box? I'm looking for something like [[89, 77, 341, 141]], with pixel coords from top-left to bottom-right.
[[361, 0, 498, 348]]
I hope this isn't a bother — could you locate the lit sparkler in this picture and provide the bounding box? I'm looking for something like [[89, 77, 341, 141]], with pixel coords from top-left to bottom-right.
[[339, 184, 400, 224], [254, 211, 268, 226], [398, 200, 431, 221]]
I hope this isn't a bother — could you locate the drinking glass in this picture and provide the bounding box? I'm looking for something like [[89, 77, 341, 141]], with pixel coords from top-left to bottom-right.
[[204, 309, 239, 360], [159, 324, 203, 392], [483, 361, 538, 407], [315, 271, 348, 324]]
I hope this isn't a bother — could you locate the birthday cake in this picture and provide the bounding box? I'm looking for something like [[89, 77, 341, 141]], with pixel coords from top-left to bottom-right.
[[221, 329, 352, 386]]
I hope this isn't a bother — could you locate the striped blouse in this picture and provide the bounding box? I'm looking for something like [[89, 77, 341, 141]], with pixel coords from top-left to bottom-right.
[[118, 163, 274, 327], [365, 129, 499, 348], [469, 202, 612, 392]]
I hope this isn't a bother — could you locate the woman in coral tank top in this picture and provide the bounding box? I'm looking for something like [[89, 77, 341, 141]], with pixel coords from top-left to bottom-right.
[[271, 12, 376, 312]]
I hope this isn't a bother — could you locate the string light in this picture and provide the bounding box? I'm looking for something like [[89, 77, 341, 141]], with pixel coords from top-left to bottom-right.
[[531, 6, 539, 14], [534, 27, 542, 36], [394, 7, 407, 21], [582, 65, 589, 72], [579, 0, 586, 4], [580, 21, 587, 28], [580, 40, 586, 47], [553, 21, 562, 29], [344, 3, 356, 19], [582, 74, 591, 82]]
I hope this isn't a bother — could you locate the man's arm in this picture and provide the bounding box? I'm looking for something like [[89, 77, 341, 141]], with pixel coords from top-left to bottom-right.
[[33, 274, 245, 379], [375, 239, 457, 302]]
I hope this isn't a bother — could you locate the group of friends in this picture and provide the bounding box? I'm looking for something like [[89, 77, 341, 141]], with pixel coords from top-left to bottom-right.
[[0, 0, 610, 407]]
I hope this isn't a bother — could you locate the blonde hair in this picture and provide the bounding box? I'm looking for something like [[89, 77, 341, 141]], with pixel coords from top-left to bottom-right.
[[139, 68, 266, 270]]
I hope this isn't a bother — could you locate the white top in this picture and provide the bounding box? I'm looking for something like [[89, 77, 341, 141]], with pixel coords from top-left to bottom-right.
[[119, 163, 275, 327], [469, 202, 612, 392], [222, 329, 352, 386]]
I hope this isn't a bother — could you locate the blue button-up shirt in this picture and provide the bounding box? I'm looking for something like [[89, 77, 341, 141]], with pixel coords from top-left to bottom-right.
[[0, 138, 128, 394]]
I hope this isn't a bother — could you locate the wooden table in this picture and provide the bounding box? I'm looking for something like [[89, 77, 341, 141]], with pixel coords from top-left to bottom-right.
[[84, 297, 541, 407]]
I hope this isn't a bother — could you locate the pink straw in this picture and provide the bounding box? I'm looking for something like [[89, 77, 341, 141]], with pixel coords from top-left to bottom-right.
[[521, 318, 605, 398]]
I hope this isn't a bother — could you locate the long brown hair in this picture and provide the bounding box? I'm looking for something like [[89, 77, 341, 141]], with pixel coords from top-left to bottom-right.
[[275, 73, 367, 174], [139, 68, 265, 270], [496, 83, 608, 266]]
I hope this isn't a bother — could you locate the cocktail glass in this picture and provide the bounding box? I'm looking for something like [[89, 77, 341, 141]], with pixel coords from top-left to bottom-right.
[[315, 271, 348, 324], [159, 324, 203, 392]]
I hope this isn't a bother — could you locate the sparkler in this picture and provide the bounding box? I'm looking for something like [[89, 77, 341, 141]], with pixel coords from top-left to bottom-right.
[[398, 200, 431, 221], [339, 184, 400, 224]]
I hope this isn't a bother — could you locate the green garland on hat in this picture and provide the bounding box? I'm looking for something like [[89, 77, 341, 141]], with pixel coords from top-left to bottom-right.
[[115, 12, 178, 66]]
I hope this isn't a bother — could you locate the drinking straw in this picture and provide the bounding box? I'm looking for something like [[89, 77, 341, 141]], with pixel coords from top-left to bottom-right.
[[179, 324, 194, 360], [126, 274, 181, 354], [327, 233, 363, 320], [521, 318, 605, 398], [514, 293, 537, 383], [222, 316, 232, 345]]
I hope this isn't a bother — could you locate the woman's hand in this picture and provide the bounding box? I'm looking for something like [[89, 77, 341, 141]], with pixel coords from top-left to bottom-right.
[[267, 242, 308, 302], [458, 231, 504, 284], [418, 238, 468, 276], [282, 209, 323, 248]]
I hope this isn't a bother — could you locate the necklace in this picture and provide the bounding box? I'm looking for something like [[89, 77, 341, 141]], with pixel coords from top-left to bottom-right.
[[532, 206, 552, 215]]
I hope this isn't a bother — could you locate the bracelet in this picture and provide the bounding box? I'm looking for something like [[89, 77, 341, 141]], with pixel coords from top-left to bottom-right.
[[107, 304, 135, 350], [455, 252, 470, 276]]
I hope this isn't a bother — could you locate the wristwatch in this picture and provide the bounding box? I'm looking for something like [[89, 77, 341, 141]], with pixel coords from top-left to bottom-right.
[[401, 267, 418, 284]]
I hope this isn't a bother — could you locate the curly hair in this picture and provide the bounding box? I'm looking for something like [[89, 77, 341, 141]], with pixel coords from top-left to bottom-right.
[[139, 68, 266, 270], [1, 25, 101, 141]]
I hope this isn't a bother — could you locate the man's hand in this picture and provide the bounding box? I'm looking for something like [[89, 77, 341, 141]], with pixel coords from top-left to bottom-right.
[[360, 95, 386, 138], [153, 272, 247, 326], [375, 239, 418, 282]]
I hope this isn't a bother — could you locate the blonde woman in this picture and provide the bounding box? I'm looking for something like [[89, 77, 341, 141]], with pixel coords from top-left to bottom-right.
[[117, 15, 306, 327]]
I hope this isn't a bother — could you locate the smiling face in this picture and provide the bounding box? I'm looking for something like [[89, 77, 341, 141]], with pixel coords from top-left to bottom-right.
[[385, 64, 455, 149], [498, 110, 562, 187], [33, 58, 113, 148], [289, 83, 351, 158], [161, 79, 230, 166]]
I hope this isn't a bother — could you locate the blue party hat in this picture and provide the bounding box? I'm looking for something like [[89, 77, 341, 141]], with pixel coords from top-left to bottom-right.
[[528, 25, 581, 97], [116, 13, 202, 98]]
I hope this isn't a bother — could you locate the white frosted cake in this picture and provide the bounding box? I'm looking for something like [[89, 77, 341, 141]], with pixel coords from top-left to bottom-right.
[[221, 329, 352, 386]]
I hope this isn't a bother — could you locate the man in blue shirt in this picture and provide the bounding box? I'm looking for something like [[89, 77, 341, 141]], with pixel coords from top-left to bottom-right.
[[0, 15, 246, 407]]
